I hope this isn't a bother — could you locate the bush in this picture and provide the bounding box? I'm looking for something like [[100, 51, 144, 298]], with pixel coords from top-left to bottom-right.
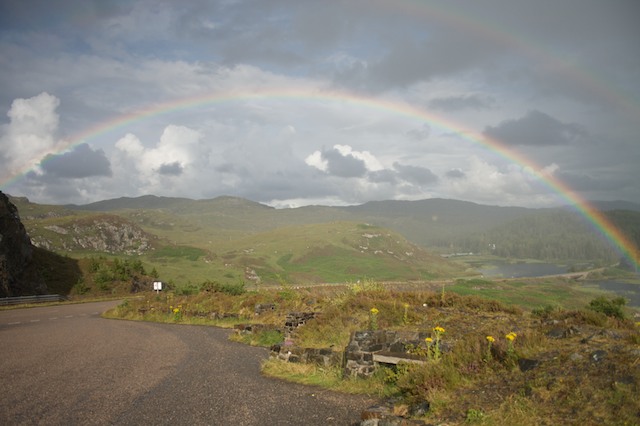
[[201, 280, 246, 295], [73, 279, 90, 295], [94, 265, 114, 284], [587, 296, 627, 319], [176, 283, 200, 296], [531, 304, 561, 319]]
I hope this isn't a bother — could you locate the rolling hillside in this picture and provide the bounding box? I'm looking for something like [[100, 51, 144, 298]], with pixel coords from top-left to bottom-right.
[[9, 194, 640, 287], [211, 221, 468, 284], [62, 195, 639, 258]]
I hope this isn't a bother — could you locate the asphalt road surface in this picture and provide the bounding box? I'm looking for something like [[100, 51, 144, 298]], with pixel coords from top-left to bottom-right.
[[0, 301, 376, 425]]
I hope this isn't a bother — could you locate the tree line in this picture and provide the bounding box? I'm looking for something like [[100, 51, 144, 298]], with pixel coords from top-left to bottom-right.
[[437, 209, 635, 262]]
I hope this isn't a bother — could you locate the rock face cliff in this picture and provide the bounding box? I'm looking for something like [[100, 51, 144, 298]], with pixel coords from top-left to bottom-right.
[[0, 191, 47, 297], [30, 215, 153, 255]]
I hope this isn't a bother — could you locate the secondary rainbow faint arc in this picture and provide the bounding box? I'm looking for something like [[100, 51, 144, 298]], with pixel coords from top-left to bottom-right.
[[397, 1, 640, 120], [3, 87, 638, 269]]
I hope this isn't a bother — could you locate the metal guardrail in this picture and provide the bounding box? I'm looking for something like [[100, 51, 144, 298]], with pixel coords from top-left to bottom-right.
[[0, 294, 68, 306]]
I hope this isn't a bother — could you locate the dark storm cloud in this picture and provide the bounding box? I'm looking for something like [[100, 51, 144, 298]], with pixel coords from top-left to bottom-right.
[[555, 170, 630, 192], [173, 0, 354, 69], [483, 110, 586, 146], [393, 163, 438, 186], [20, 169, 83, 201], [157, 161, 183, 176], [40, 143, 111, 178], [322, 148, 367, 178], [335, 34, 495, 91], [0, 0, 127, 31], [429, 94, 494, 111]]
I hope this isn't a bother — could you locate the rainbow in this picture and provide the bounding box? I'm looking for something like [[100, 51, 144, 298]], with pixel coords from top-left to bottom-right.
[[1, 87, 638, 270]]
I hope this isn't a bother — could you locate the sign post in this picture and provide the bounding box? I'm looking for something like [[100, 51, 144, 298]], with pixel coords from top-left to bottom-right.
[[153, 281, 163, 293]]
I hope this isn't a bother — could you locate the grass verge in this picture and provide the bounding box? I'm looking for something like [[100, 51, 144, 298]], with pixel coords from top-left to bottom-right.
[[105, 280, 640, 425]]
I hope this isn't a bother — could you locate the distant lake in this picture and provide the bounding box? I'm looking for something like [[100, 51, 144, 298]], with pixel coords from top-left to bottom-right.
[[478, 262, 568, 278]]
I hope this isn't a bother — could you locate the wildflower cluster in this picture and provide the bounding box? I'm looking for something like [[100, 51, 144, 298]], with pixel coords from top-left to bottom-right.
[[505, 331, 517, 360], [485, 335, 495, 361], [369, 307, 379, 330], [171, 304, 183, 322], [428, 326, 445, 361]]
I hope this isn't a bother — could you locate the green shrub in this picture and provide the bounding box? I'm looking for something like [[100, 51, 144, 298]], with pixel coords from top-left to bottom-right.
[[587, 296, 627, 319], [89, 256, 102, 272], [201, 280, 246, 295], [176, 283, 200, 296], [222, 281, 246, 295], [465, 408, 485, 423], [94, 265, 114, 284], [531, 304, 561, 319], [395, 360, 461, 404], [73, 279, 90, 295]]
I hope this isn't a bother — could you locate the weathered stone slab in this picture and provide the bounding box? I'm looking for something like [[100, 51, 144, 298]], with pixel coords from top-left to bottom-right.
[[372, 351, 426, 366]]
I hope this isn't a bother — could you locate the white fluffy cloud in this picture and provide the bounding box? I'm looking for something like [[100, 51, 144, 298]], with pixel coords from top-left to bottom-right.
[[306, 144, 384, 176], [0, 92, 66, 179], [443, 157, 561, 206], [115, 124, 205, 190]]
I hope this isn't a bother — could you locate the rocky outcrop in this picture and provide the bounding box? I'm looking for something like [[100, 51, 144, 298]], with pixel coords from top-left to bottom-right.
[[31, 215, 152, 255], [0, 192, 47, 297]]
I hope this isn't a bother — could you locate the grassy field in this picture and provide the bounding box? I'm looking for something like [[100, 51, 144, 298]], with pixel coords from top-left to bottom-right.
[[126, 221, 469, 287], [445, 278, 606, 311]]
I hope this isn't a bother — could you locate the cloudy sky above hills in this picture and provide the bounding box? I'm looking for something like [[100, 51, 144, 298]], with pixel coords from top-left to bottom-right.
[[0, 0, 638, 208]]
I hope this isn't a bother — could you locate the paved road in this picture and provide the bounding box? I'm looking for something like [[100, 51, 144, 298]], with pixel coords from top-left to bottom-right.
[[0, 301, 376, 425]]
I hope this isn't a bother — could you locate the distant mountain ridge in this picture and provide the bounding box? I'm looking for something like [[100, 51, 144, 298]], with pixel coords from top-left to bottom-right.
[[10, 195, 640, 274], [63, 194, 640, 213], [587, 200, 640, 212], [66, 195, 274, 213]]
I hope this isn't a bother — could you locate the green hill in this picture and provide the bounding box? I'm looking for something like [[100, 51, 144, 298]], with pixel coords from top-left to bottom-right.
[[130, 221, 470, 286], [9, 194, 639, 290], [211, 221, 467, 285], [66, 195, 637, 261]]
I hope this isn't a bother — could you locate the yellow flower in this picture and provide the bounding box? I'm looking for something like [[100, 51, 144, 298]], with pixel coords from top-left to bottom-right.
[[403, 303, 409, 308], [433, 326, 445, 334], [506, 332, 517, 341], [486, 336, 495, 343], [173, 308, 180, 314], [370, 307, 379, 315], [425, 337, 433, 343]]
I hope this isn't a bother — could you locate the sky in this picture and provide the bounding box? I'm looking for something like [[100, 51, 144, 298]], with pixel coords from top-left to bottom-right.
[[0, 0, 638, 209]]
